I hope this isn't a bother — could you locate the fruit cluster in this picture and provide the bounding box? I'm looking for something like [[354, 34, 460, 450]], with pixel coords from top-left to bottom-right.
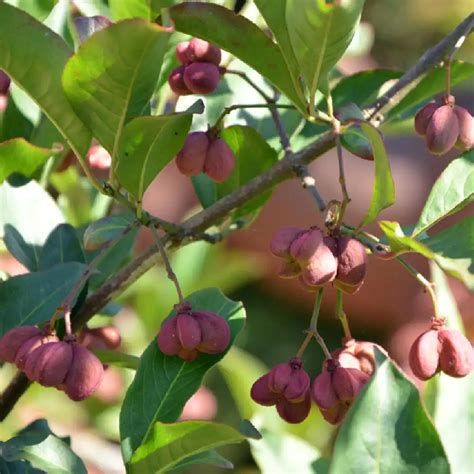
[[270, 226, 368, 293], [415, 95, 474, 155], [175, 131, 235, 182], [157, 301, 231, 361], [168, 39, 223, 96], [0, 326, 104, 400], [252, 339, 375, 424]]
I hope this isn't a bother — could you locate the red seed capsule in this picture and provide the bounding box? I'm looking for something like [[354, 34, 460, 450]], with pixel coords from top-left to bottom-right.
[[187, 39, 221, 66], [203, 138, 235, 182], [0, 326, 43, 363], [438, 328, 474, 378], [183, 62, 220, 95], [334, 237, 368, 294], [453, 106, 474, 151], [409, 328, 440, 380], [175, 132, 209, 177], [168, 66, 192, 96], [270, 227, 305, 258], [425, 105, 460, 155], [414, 102, 440, 136]]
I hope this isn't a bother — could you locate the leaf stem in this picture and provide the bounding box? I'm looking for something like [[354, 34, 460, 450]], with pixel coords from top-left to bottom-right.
[[225, 69, 273, 102], [396, 257, 439, 319], [149, 224, 185, 304], [336, 289, 352, 339]]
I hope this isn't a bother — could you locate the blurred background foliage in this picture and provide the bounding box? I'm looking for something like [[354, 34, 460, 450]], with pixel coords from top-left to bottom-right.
[[0, 0, 473, 472]]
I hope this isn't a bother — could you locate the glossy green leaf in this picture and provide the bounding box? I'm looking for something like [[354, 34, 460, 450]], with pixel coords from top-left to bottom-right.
[[119, 288, 246, 463], [286, 0, 365, 102], [331, 69, 402, 110], [429, 264, 474, 473], [219, 125, 278, 218], [379, 221, 434, 258], [169, 449, 233, 472], [116, 109, 197, 199], [0, 419, 86, 474], [0, 262, 86, 337], [169, 3, 305, 112], [83, 214, 136, 251], [93, 349, 140, 370], [254, 0, 305, 105], [358, 123, 395, 227], [250, 427, 322, 474], [109, 0, 154, 20], [62, 19, 170, 160], [330, 349, 450, 474], [129, 421, 245, 473], [340, 125, 373, 161], [38, 223, 85, 270], [0, 2, 91, 158], [0, 181, 64, 246], [191, 173, 217, 209], [387, 61, 474, 121], [0, 138, 58, 184], [424, 216, 474, 290], [412, 151, 474, 237], [3, 224, 41, 272]]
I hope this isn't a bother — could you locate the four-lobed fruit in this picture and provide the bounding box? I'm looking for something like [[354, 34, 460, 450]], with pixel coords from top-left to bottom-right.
[[414, 97, 473, 154], [409, 323, 474, 380], [169, 39, 222, 96], [270, 226, 368, 293], [333, 339, 377, 376], [312, 358, 369, 424], [175, 131, 235, 182], [157, 302, 231, 361], [251, 358, 311, 423]]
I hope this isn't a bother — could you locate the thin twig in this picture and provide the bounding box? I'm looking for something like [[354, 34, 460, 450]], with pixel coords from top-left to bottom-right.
[[225, 69, 273, 101], [366, 13, 474, 120], [397, 256, 439, 319], [335, 289, 352, 339], [293, 164, 326, 212], [307, 288, 332, 359], [0, 372, 31, 421], [335, 132, 350, 226], [149, 224, 185, 304]]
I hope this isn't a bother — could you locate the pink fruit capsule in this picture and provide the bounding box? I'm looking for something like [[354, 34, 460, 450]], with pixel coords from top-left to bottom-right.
[[183, 62, 220, 95], [414, 102, 439, 136], [203, 138, 235, 182], [175, 132, 209, 177], [187, 38, 221, 65], [168, 66, 192, 96], [426, 105, 460, 155]]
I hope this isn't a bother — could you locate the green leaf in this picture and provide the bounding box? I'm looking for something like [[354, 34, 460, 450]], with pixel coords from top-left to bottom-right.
[[219, 125, 278, 218], [253, 0, 305, 105], [93, 349, 140, 370], [340, 125, 373, 161], [412, 151, 474, 237], [129, 421, 245, 473], [387, 61, 474, 121], [191, 174, 217, 209], [169, 449, 233, 472], [424, 216, 474, 290], [62, 19, 170, 161], [0, 136, 53, 187], [109, 0, 155, 20], [116, 108, 198, 199], [0, 262, 86, 337], [0, 181, 64, 246], [38, 223, 85, 270], [286, 0, 365, 102], [0, 2, 91, 157], [331, 69, 402, 110], [169, 3, 306, 112], [358, 123, 395, 227], [119, 287, 246, 463], [0, 419, 87, 474], [3, 224, 41, 272], [379, 221, 434, 258], [429, 263, 474, 473], [330, 349, 450, 474], [250, 427, 322, 474], [83, 214, 136, 251]]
